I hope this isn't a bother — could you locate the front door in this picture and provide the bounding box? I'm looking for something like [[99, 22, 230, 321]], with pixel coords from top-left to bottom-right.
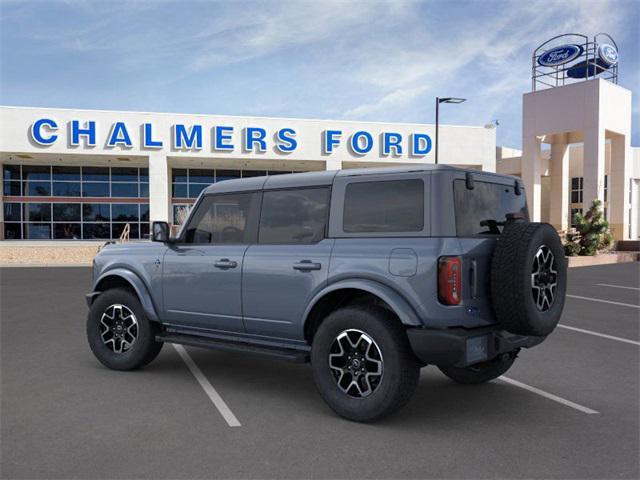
[[162, 192, 260, 333], [242, 187, 332, 341]]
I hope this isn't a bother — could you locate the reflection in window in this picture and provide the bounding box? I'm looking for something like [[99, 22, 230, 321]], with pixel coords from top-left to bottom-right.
[[184, 193, 257, 244]]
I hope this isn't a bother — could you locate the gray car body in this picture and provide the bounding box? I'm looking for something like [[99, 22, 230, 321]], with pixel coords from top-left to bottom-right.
[[90, 165, 521, 353]]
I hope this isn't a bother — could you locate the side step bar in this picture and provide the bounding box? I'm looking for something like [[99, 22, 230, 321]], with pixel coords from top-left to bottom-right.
[[157, 332, 310, 363]]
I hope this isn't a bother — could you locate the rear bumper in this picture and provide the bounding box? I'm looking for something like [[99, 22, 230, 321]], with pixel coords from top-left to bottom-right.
[[406, 325, 546, 368]]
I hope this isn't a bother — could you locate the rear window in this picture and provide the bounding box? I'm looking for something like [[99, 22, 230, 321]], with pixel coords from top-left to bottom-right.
[[343, 179, 424, 233], [454, 179, 528, 236]]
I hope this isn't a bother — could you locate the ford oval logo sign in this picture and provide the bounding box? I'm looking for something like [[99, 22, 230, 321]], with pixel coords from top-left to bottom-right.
[[598, 44, 618, 66], [538, 44, 583, 67]]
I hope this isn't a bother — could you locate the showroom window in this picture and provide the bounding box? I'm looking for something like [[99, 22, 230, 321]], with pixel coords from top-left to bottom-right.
[[2, 164, 149, 240]]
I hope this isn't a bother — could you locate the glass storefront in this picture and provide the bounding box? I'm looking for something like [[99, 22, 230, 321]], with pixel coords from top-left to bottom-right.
[[2, 165, 149, 240]]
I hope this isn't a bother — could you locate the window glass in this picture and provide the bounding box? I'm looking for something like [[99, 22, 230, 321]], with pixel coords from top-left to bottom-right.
[[25, 203, 51, 221], [3, 165, 21, 181], [215, 170, 241, 182], [113, 223, 139, 240], [54, 223, 81, 239], [82, 182, 109, 197], [4, 202, 21, 221], [173, 204, 191, 225], [343, 180, 423, 233], [454, 180, 529, 236], [52, 166, 80, 181], [172, 183, 188, 198], [83, 203, 110, 221], [110, 167, 138, 181], [189, 169, 215, 183], [23, 165, 50, 181], [112, 204, 139, 221], [53, 203, 81, 221], [25, 181, 51, 196], [52, 182, 81, 197], [111, 183, 139, 198], [83, 223, 110, 239], [184, 193, 257, 244], [259, 188, 329, 244], [172, 169, 188, 183], [82, 167, 109, 182], [140, 183, 149, 198], [139, 168, 149, 182], [4, 223, 22, 239], [3, 181, 21, 196], [242, 170, 267, 178], [188, 183, 207, 198], [140, 204, 150, 222], [24, 223, 51, 239]]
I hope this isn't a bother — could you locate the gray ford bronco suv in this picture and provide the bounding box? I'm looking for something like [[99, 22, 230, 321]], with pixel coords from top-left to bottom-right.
[[87, 166, 566, 421]]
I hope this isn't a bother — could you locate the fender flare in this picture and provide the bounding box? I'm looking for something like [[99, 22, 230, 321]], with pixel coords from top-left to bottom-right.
[[92, 268, 160, 322], [302, 279, 423, 331]]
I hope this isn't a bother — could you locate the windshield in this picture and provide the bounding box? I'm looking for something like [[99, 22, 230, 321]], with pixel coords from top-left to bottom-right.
[[454, 179, 528, 236]]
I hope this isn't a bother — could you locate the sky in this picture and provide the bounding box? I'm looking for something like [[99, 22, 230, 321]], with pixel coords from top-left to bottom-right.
[[1, 0, 638, 149]]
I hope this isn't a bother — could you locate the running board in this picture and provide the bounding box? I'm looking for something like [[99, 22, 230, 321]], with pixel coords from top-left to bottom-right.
[[157, 333, 310, 363]]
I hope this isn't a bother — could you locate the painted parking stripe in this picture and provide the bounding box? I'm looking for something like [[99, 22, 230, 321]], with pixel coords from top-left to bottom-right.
[[558, 324, 640, 346], [596, 283, 640, 291], [173, 344, 241, 427], [500, 376, 599, 415], [566, 294, 640, 309]]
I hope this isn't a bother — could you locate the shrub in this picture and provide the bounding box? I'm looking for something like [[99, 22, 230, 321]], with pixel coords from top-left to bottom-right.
[[564, 199, 613, 256]]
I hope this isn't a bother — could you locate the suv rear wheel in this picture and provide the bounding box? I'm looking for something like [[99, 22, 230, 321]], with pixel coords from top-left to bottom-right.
[[438, 352, 517, 385], [311, 306, 420, 422], [87, 288, 163, 370]]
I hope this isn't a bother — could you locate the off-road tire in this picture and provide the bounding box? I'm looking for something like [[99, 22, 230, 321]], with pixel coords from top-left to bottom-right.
[[87, 288, 163, 370], [438, 352, 517, 384], [491, 221, 567, 336], [311, 306, 420, 422]]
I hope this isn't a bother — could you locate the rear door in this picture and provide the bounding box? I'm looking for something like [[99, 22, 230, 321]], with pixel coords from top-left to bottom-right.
[[162, 192, 260, 333], [242, 187, 333, 341]]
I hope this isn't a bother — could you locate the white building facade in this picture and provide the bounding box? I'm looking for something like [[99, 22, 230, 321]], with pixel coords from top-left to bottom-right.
[[0, 106, 496, 241]]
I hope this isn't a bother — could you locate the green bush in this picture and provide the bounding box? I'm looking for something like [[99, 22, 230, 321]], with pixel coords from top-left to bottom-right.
[[564, 199, 613, 256]]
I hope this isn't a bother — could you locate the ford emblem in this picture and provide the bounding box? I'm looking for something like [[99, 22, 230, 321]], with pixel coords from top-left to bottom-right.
[[538, 44, 583, 67], [598, 44, 618, 66]]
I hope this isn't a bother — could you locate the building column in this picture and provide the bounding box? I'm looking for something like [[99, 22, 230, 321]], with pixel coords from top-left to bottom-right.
[[522, 135, 543, 221], [148, 153, 171, 223], [582, 126, 605, 213], [549, 134, 570, 232], [609, 134, 631, 240], [325, 158, 342, 171]]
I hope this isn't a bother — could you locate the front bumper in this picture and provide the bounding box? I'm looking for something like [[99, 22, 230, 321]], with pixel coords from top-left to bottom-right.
[[85, 291, 101, 307], [407, 326, 546, 368]]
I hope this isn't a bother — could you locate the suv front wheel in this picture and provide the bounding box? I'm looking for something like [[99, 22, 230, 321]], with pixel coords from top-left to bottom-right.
[[311, 306, 420, 422], [87, 288, 163, 370]]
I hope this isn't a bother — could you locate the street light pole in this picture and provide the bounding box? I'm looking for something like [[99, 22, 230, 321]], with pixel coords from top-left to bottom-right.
[[434, 96, 467, 165], [435, 97, 440, 165]]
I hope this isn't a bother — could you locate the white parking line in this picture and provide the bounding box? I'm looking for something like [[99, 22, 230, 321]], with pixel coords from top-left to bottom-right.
[[566, 294, 640, 309], [173, 344, 241, 427], [558, 324, 640, 346], [596, 283, 640, 291], [499, 376, 599, 415]]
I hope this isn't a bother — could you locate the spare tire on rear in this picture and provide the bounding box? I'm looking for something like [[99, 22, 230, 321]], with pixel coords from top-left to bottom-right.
[[491, 221, 566, 336]]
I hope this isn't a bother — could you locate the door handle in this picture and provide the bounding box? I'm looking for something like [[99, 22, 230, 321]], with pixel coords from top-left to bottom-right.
[[214, 258, 238, 269], [293, 260, 322, 271]]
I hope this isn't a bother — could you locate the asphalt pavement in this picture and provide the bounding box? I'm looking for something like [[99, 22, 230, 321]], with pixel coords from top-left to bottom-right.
[[1, 262, 638, 479]]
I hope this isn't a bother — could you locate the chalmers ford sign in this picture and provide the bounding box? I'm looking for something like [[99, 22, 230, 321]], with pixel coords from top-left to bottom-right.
[[29, 118, 434, 157]]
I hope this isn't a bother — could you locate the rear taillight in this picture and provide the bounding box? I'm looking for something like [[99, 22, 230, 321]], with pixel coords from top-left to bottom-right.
[[438, 256, 462, 305]]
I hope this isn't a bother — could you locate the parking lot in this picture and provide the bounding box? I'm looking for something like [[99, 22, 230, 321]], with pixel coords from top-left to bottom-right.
[[1, 262, 638, 479]]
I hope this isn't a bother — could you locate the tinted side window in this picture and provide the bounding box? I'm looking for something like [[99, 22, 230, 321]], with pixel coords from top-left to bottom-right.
[[259, 188, 329, 244], [454, 179, 529, 236], [343, 179, 424, 233], [184, 193, 258, 244]]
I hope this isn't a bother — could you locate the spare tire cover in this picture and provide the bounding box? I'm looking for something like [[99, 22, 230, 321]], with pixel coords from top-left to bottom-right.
[[490, 222, 567, 336]]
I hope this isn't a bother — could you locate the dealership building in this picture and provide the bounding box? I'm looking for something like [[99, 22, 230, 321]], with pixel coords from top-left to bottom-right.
[[0, 34, 638, 243]]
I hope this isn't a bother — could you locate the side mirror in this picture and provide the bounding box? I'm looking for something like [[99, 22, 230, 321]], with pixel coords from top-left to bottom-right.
[[152, 221, 170, 242]]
